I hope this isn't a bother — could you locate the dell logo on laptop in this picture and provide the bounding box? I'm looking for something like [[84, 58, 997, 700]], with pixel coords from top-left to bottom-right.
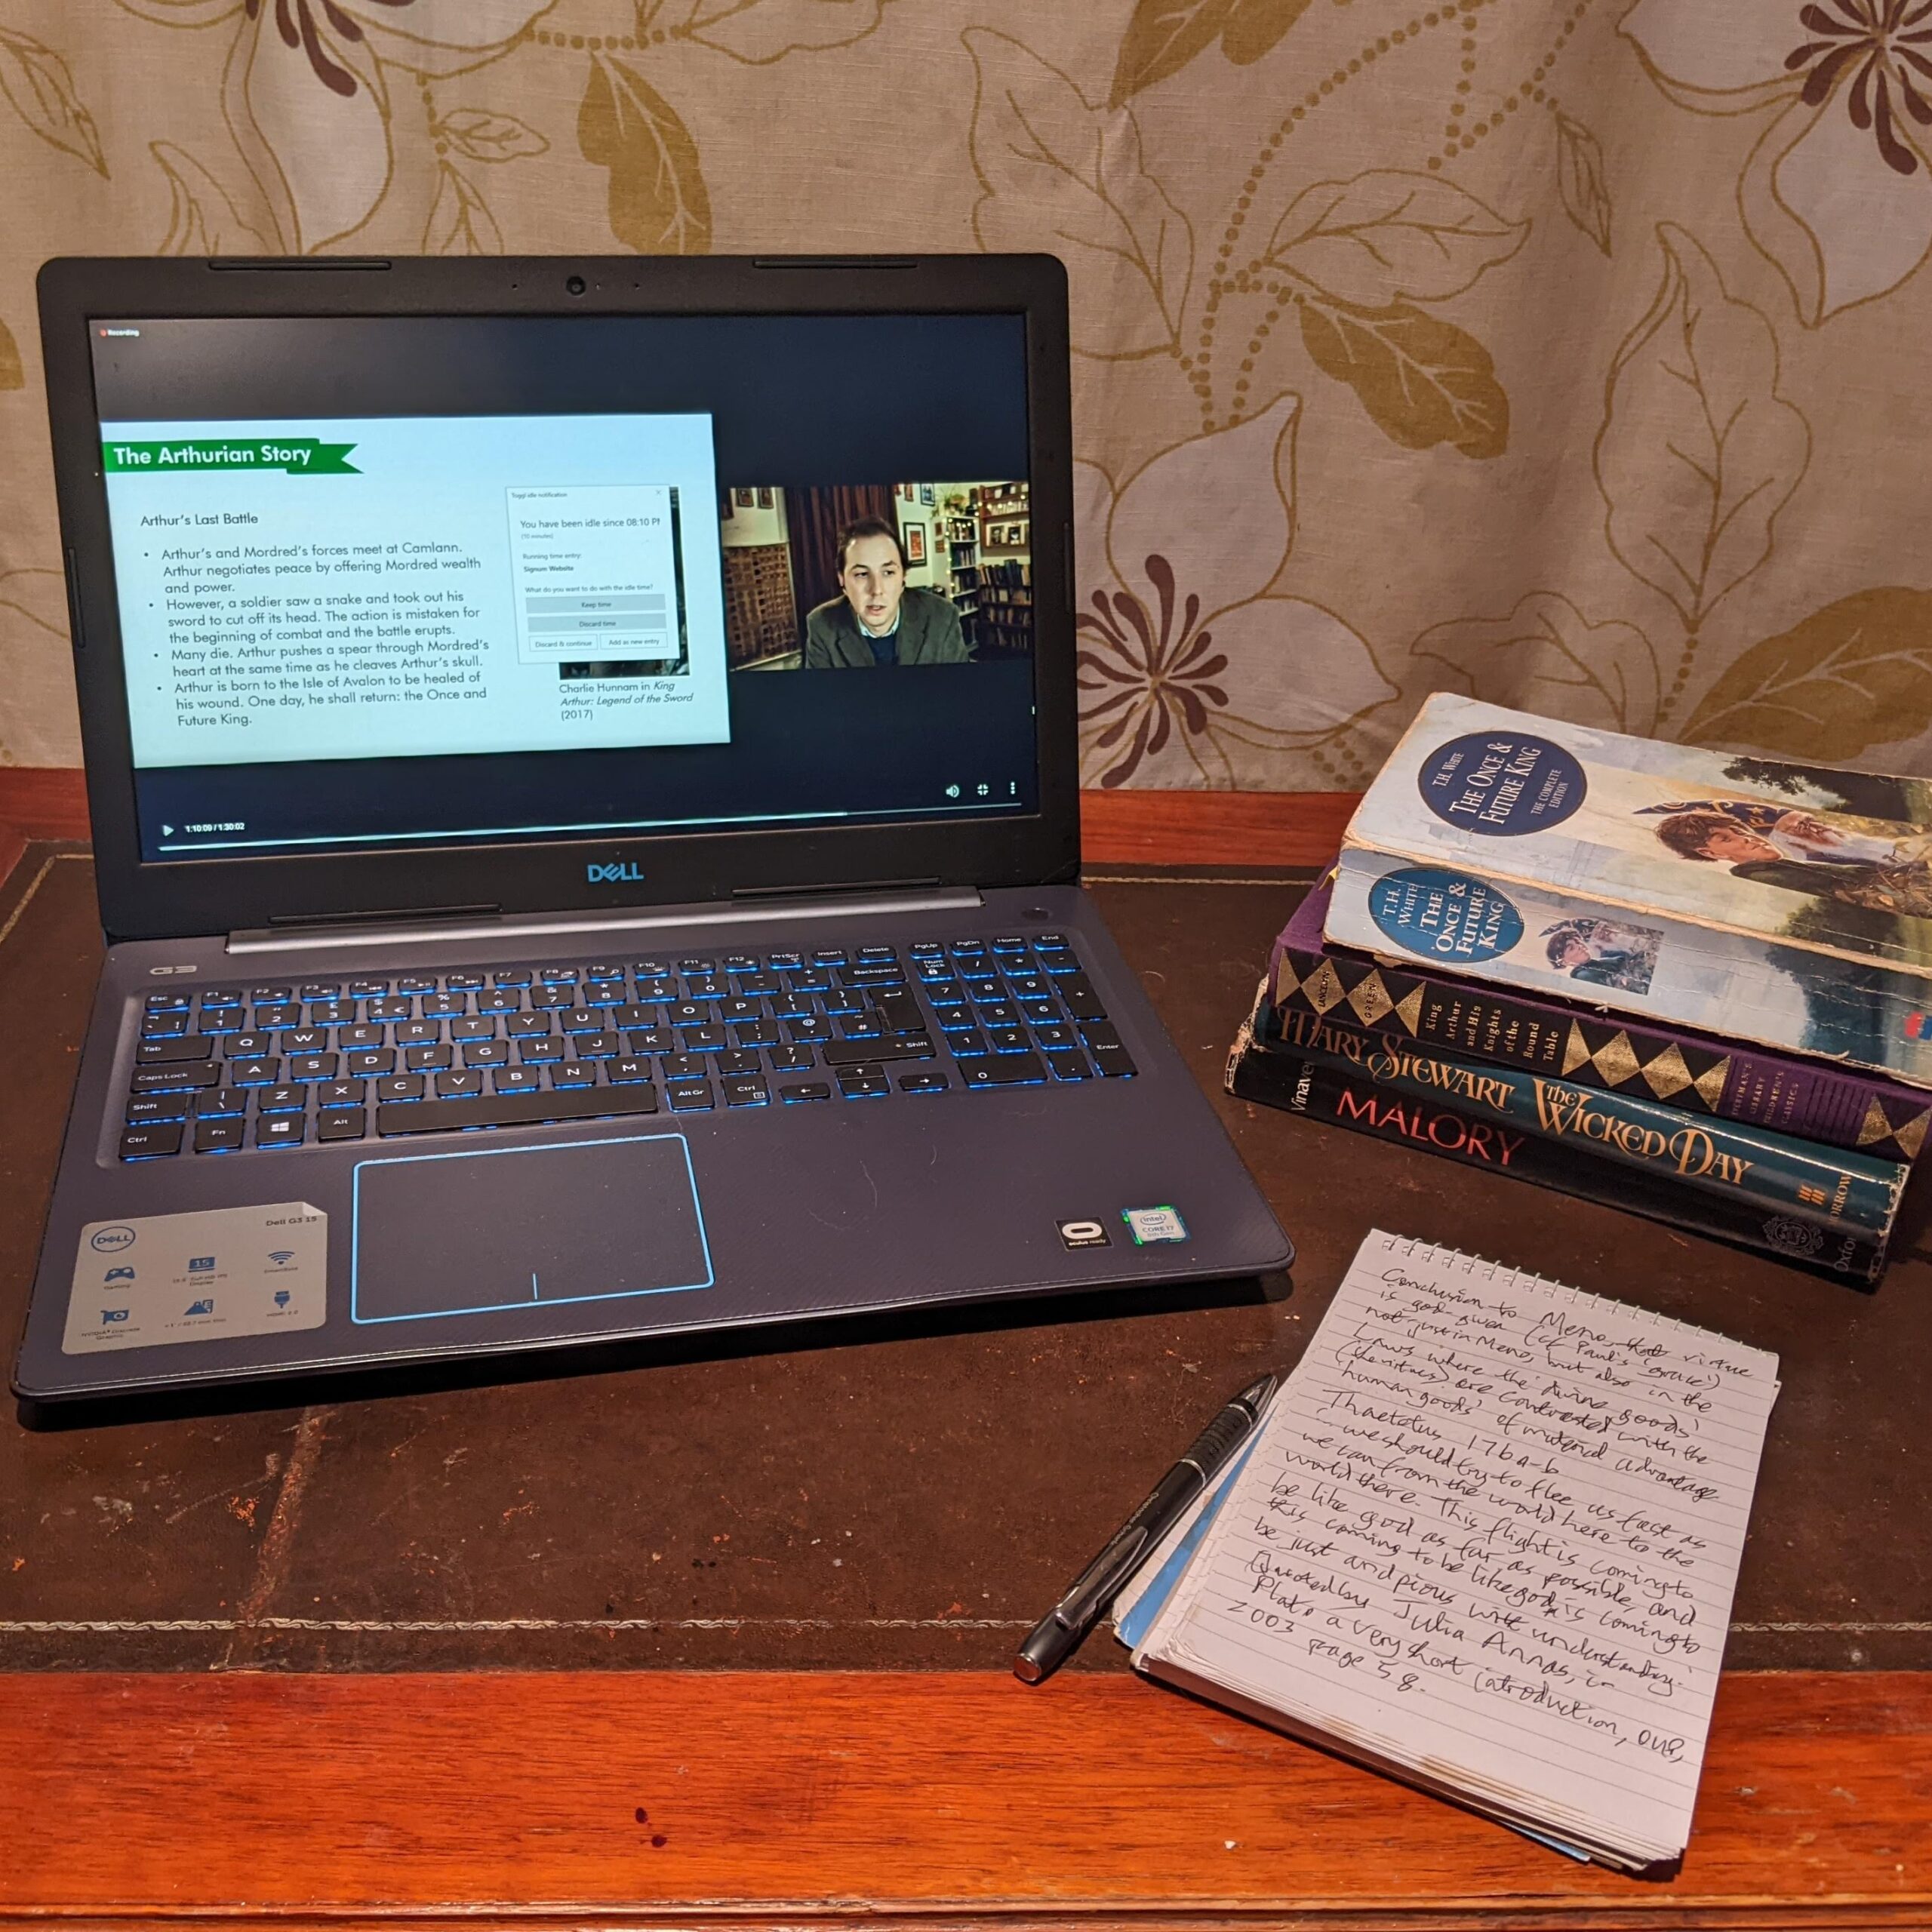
[[586, 861, 645, 884]]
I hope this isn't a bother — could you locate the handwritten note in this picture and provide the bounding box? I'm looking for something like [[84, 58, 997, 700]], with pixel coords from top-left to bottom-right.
[[1134, 1232, 1780, 1868]]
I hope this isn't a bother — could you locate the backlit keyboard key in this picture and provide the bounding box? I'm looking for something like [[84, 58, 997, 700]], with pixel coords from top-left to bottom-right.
[[961, 1054, 1048, 1088], [131, 1063, 220, 1093], [126, 1095, 189, 1124]]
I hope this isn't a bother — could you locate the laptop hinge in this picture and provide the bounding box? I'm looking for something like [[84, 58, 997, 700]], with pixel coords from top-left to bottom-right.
[[227, 885, 983, 955]]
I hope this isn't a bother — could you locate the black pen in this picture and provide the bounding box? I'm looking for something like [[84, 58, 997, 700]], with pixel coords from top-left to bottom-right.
[[1013, 1371, 1278, 1684]]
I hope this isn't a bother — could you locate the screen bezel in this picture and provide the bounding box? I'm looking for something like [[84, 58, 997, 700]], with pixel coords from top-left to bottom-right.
[[38, 254, 1078, 943]]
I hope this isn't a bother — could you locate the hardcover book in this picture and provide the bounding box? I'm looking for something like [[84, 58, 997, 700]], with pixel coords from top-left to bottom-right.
[[1255, 1002, 1906, 1238], [1227, 996, 1891, 1283], [1272, 875, 1932, 1163]]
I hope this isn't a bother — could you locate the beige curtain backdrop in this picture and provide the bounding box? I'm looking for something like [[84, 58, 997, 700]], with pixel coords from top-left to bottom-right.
[[2, 0, 1928, 791]]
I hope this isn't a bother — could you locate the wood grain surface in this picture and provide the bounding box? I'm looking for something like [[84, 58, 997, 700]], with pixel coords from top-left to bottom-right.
[[0, 765, 90, 892], [4, 1670, 1928, 1927], [1079, 787, 1359, 867]]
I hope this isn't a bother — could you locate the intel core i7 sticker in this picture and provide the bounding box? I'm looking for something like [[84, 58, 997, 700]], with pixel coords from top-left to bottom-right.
[[1123, 1206, 1188, 1245], [66, 1202, 326, 1355]]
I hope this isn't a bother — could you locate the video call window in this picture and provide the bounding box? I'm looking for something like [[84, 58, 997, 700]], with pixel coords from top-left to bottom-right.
[[718, 481, 1032, 671]]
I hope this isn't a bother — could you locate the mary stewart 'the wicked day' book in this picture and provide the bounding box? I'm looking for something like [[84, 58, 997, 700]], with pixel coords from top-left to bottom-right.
[[1227, 989, 1890, 1282], [1326, 695, 1932, 1088], [1272, 874, 1931, 1164]]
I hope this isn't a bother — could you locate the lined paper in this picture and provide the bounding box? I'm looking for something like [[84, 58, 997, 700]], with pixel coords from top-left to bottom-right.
[[1135, 1232, 1780, 1866]]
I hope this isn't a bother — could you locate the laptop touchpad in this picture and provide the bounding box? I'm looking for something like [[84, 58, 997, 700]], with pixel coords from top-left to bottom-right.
[[349, 1133, 712, 1325]]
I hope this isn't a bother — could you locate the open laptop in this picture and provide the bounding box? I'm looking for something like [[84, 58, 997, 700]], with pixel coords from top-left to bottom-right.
[[16, 254, 1293, 1411]]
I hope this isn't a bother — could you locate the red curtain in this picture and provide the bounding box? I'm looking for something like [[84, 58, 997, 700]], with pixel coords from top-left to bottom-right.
[[785, 485, 897, 627]]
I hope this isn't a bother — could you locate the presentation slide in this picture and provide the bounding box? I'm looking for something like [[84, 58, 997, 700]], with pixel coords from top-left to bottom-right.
[[100, 414, 730, 769]]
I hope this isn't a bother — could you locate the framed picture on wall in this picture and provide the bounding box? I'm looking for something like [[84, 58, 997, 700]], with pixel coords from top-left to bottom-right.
[[905, 522, 928, 565], [918, 484, 935, 505], [756, 487, 774, 509], [734, 488, 754, 508]]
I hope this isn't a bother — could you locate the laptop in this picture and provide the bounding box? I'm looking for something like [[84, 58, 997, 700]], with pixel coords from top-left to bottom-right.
[[16, 254, 1293, 1411]]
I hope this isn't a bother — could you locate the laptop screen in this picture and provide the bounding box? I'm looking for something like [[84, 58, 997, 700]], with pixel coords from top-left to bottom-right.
[[87, 313, 1038, 864]]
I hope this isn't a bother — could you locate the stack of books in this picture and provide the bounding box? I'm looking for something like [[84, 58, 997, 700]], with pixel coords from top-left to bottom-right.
[[1229, 696, 1932, 1283]]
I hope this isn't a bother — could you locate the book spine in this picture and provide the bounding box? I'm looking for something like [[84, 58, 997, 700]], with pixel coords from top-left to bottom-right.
[[1269, 905, 1932, 1162], [1227, 1041, 1887, 1284], [1256, 1007, 1904, 1235], [1324, 845, 1932, 1091]]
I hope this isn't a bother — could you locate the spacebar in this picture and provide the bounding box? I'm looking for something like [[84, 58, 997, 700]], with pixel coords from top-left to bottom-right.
[[376, 1087, 660, 1136]]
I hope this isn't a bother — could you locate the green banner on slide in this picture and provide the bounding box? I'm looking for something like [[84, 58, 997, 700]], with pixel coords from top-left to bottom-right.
[[101, 437, 360, 475]]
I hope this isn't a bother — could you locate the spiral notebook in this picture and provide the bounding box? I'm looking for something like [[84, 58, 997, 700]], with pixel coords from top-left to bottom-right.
[[1121, 1230, 1781, 1877]]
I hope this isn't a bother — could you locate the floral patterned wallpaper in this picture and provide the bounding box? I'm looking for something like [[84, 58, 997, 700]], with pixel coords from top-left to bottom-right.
[[2, 0, 1929, 790]]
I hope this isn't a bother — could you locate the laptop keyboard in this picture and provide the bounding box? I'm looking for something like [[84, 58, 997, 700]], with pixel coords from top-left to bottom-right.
[[117, 933, 1136, 1161]]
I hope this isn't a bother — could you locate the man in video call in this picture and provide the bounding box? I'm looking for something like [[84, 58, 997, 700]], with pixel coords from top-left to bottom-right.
[[803, 516, 969, 668]]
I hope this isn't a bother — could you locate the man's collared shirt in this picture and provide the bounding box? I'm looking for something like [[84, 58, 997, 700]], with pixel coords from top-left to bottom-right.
[[857, 606, 902, 666]]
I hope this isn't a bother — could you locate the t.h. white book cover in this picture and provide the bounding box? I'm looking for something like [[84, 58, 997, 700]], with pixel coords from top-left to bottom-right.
[[1327, 697, 1932, 1086]]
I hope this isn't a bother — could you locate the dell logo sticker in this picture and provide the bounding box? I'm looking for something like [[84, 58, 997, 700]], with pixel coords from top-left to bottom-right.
[[586, 861, 645, 884]]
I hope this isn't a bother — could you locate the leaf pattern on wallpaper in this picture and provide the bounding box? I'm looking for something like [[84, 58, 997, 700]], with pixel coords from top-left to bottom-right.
[[0, 319, 22, 392], [436, 108, 549, 164], [0, 26, 106, 176], [966, 29, 1191, 360], [1264, 172, 1529, 308], [1554, 113, 1611, 255], [1683, 589, 1932, 758], [578, 54, 712, 254], [1411, 593, 1658, 734], [1220, 0, 1315, 66], [1298, 297, 1508, 457], [152, 143, 274, 255], [424, 165, 503, 254], [683, 0, 892, 65], [1112, 0, 1235, 106], [1595, 223, 1808, 629], [1109, 0, 1311, 106], [1075, 398, 1397, 787]]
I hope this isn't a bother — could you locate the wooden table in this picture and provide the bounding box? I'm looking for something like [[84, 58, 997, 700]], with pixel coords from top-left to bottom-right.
[[2, 805, 1928, 1928]]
